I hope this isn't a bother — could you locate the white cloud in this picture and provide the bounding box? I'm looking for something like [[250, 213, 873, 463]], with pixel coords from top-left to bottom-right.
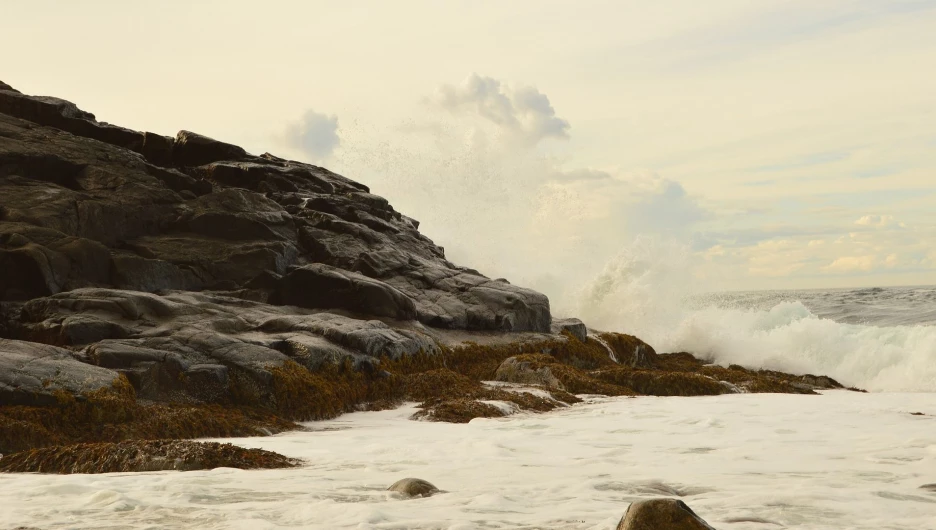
[[854, 214, 902, 227], [432, 74, 570, 146], [280, 110, 340, 160], [822, 255, 877, 273]]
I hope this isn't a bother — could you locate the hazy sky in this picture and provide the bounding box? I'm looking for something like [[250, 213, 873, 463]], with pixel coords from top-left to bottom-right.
[[3, 0, 935, 307]]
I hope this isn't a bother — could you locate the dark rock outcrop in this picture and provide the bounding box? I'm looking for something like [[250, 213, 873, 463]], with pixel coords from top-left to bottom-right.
[[0, 81, 550, 333], [6, 288, 437, 405], [0, 440, 297, 474], [0, 338, 121, 406], [0, 81, 855, 458], [0, 80, 555, 430], [279, 263, 417, 320], [616, 499, 716, 530]]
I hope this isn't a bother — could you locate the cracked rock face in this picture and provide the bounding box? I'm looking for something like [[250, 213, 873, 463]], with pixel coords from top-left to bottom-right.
[[0, 338, 121, 406], [0, 81, 554, 408], [0, 82, 550, 332], [4, 288, 441, 406]]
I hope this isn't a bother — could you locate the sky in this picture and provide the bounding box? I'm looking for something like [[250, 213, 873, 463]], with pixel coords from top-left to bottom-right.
[[2, 0, 935, 311]]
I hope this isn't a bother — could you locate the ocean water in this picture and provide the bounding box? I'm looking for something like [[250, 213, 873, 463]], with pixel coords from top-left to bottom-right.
[[577, 273, 936, 392], [2, 285, 935, 529], [2, 394, 934, 529], [667, 286, 936, 393]]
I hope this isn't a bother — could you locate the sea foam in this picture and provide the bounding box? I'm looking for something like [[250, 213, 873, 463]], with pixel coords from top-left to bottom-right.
[[572, 238, 936, 392]]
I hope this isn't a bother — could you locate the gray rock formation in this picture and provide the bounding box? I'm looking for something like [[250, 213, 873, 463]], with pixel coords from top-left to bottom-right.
[[0, 80, 557, 408], [551, 317, 587, 342], [0, 338, 121, 406], [0, 81, 550, 333], [494, 356, 564, 390], [616, 499, 716, 530], [5, 288, 439, 404]]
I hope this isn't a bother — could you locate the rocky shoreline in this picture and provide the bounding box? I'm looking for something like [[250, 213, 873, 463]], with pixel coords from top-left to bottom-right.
[[0, 81, 854, 476]]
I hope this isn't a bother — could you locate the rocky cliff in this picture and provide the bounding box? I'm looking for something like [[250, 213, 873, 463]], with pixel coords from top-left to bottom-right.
[[0, 82, 849, 460], [0, 81, 553, 404]]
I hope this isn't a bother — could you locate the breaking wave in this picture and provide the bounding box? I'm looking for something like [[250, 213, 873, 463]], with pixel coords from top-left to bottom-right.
[[574, 238, 936, 392]]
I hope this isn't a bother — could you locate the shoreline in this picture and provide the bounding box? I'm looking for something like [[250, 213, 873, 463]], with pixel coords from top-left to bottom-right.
[[1, 331, 859, 474], [4, 391, 931, 529]]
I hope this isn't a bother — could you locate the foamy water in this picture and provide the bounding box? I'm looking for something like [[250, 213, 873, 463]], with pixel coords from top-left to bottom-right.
[[574, 248, 936, 393], [3, 392, 935, 529], [646, 299, 936, 392]]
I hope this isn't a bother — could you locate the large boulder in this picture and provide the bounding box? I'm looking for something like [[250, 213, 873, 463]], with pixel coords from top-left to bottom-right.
[[387, 478, 440, 498], [495, 355, 565, 390], [172, 130, 247, 167], [0, 339, 121, 406], [616, 499, 716, 530], [551, 317, 587, 342]]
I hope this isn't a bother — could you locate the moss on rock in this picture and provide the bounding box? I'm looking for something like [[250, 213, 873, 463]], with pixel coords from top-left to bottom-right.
[[0, 440, 298, 474], [412, 399, 505, 423], [0, 331, 852, 454]]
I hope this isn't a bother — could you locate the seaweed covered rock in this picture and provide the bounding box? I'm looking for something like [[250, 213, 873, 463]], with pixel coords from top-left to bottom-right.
[[594, 367, 731, 397], [495, 355, 565, 390], [616, 499, 716, 530], [596, 332, 657, 368], [412, 399, 507, 423], [0, 440, 298, 474]]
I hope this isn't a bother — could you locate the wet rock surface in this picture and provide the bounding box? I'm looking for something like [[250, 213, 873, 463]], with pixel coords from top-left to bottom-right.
[[0, 338, 121, 406], [495, 355, 566, 390], [387, 477, 441, 498], [616, 498, 716, 530], [0, 82, 550, 334], [0, 440, 298, 474]]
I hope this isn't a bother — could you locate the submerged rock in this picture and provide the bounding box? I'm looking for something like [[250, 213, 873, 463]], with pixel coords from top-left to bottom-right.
[[616, 498, 716, 530], [388, 477, 440, 498], [0, 440, 298, 474], [412, 398, 507, 423]]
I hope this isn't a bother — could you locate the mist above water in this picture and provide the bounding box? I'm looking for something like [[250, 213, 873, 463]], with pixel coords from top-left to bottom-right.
[[327, 100, 935, 394]]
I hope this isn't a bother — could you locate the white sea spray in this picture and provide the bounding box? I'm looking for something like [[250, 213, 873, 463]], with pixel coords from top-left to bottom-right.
[[2, 393, 934, 529]]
